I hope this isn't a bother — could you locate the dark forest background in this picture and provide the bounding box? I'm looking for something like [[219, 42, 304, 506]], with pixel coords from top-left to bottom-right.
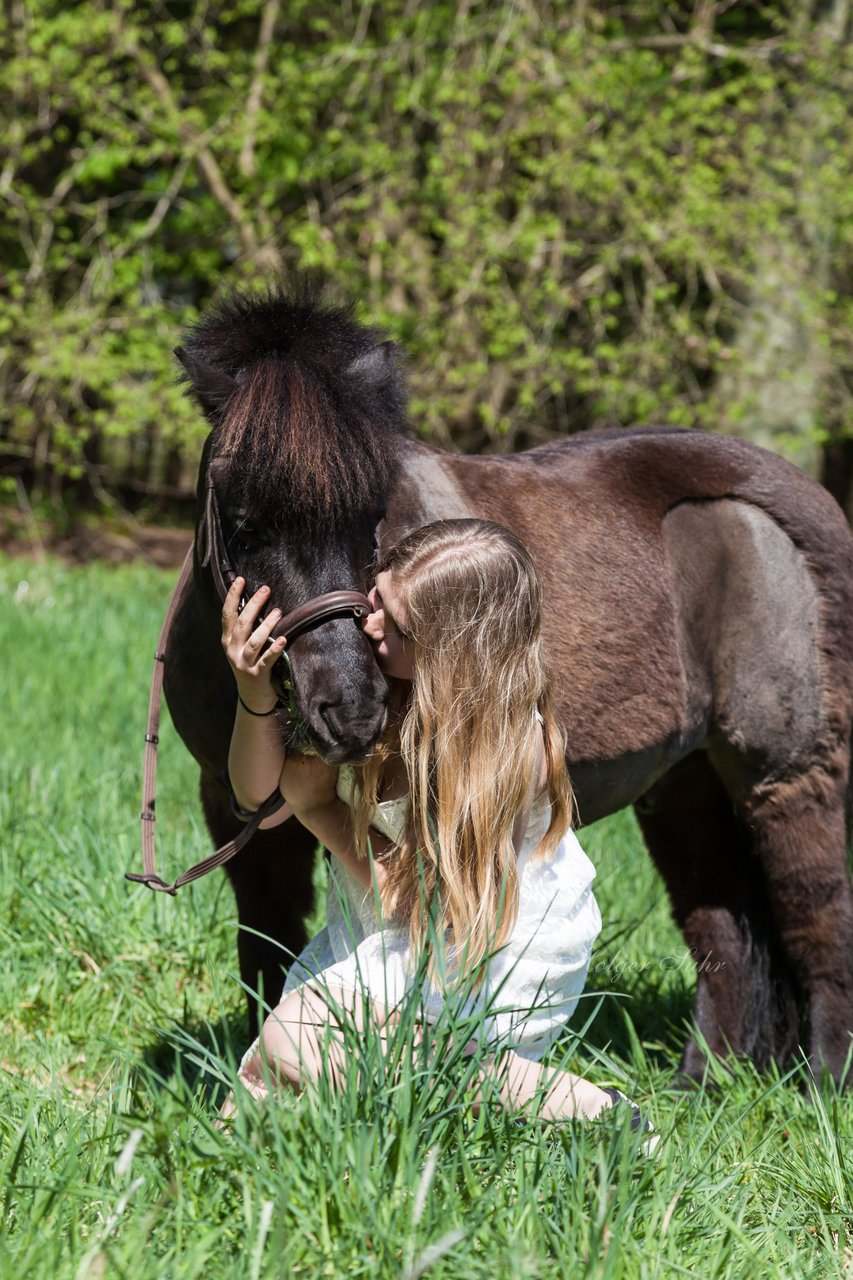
[[1, 0, 851, 533]]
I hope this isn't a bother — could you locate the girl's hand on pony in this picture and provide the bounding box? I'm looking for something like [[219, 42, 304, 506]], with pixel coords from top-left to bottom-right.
[[221, 577, 287, 713], [280, 754, 339, 819]]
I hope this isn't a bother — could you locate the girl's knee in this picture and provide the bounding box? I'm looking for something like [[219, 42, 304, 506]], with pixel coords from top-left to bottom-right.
[[259, 988, 345, 1087], [249, 997, 307, 1089], [250, 984, 389, 1095]]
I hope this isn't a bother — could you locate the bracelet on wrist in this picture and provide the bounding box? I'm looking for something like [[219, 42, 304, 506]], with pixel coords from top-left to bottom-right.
[[237, 692, 280, 717]]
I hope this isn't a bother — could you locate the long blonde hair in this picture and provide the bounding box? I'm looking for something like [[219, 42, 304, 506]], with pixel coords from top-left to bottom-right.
[[352, 519, 574, 983]]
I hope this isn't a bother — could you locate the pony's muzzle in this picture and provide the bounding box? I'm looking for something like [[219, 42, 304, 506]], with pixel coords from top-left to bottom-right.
[[309, 693, 386, 760]]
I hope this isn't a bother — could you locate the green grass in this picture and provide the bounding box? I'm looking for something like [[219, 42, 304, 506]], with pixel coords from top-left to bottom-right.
[[2, 552, 853, 1278]]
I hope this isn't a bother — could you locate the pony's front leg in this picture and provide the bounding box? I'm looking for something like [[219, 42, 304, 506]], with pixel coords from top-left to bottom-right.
[[200, 770, 317, 1039]]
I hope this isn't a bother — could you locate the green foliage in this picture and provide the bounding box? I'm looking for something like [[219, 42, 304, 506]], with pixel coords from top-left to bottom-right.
[[1, 2, 851, 511], [2, 551, 853, 1277]]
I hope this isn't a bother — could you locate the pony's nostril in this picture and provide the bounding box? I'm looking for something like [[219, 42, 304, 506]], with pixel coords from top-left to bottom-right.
[[318, 701, 358, 740], [318, 702, 341, 734]]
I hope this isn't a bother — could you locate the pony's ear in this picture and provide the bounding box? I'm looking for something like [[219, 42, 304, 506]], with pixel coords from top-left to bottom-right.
[[347, 341, 397, 386], [175, 347, 238, 420]]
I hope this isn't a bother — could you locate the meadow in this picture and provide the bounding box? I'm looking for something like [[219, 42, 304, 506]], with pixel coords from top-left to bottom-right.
[[1, 552, 852, 1279]]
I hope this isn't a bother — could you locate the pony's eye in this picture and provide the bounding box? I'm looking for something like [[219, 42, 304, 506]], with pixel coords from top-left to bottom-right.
[[229, 517, 261, 550]]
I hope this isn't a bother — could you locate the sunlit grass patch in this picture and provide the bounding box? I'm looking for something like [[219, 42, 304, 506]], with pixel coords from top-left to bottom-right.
[[2, 552, 853, 1278]]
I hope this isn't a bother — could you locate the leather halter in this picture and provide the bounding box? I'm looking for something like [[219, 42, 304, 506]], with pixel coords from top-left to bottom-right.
[[127, 470, 372, 895]]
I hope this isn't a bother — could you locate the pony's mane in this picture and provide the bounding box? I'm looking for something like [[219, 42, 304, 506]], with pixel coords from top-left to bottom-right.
[[181, 286, 409, 531]]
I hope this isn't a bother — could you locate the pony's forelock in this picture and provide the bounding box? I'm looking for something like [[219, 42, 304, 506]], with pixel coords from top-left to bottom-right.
[[181, 286, 408, 530]]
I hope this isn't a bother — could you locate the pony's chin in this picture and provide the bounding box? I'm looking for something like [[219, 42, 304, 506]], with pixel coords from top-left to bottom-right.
[[307, 735, 380, 767]]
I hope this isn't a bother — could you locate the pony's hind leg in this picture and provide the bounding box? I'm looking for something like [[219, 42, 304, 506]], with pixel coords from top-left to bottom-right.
[[635, 752, 799, 1082], [741, 764, 853, 1086]]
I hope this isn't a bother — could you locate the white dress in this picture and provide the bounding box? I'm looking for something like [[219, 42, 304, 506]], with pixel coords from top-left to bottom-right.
[[263, 766, 602, 1064]]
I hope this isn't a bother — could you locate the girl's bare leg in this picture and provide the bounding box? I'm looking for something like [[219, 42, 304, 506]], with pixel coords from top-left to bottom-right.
[[221, 983, 389, 1119], [221, 996, 632, 1129]]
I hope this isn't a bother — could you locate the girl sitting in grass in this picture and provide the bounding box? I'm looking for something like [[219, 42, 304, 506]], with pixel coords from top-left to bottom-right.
[[220, 518, 649, 1132]]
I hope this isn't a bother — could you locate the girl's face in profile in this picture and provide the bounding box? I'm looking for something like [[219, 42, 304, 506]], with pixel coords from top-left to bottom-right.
[[363, 570, 414, 680]]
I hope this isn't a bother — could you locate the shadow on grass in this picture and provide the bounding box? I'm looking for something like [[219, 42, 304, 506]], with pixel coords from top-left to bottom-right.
[[136, 903, 698, 1110], [567, 903, 699, 1077], [137, 967, 697, 1106], [137, 972, 286, 1106], [584, 977, 693, 1056], [138, 936, 298, 1104], [139, 1009, 249, 1107]]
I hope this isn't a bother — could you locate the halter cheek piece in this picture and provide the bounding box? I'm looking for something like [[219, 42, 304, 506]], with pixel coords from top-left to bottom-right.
[[127, 471, 372, 895]]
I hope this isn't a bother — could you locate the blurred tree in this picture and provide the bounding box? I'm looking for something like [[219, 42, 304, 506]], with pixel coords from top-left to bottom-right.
[[0, 0, 850, 521], [712, 0, 851, 490]]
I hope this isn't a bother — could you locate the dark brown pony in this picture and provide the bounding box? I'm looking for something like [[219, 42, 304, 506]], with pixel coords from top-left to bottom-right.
[[162, 287, 853, 1085]]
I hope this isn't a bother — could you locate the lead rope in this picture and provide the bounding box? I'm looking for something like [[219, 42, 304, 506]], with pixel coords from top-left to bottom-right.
[[127, 544, 284, 895]]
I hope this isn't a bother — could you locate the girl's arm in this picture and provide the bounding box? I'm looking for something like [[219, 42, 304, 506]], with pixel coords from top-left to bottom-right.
[[222, 577, 293, 828], [280, 755, 391, 891]]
